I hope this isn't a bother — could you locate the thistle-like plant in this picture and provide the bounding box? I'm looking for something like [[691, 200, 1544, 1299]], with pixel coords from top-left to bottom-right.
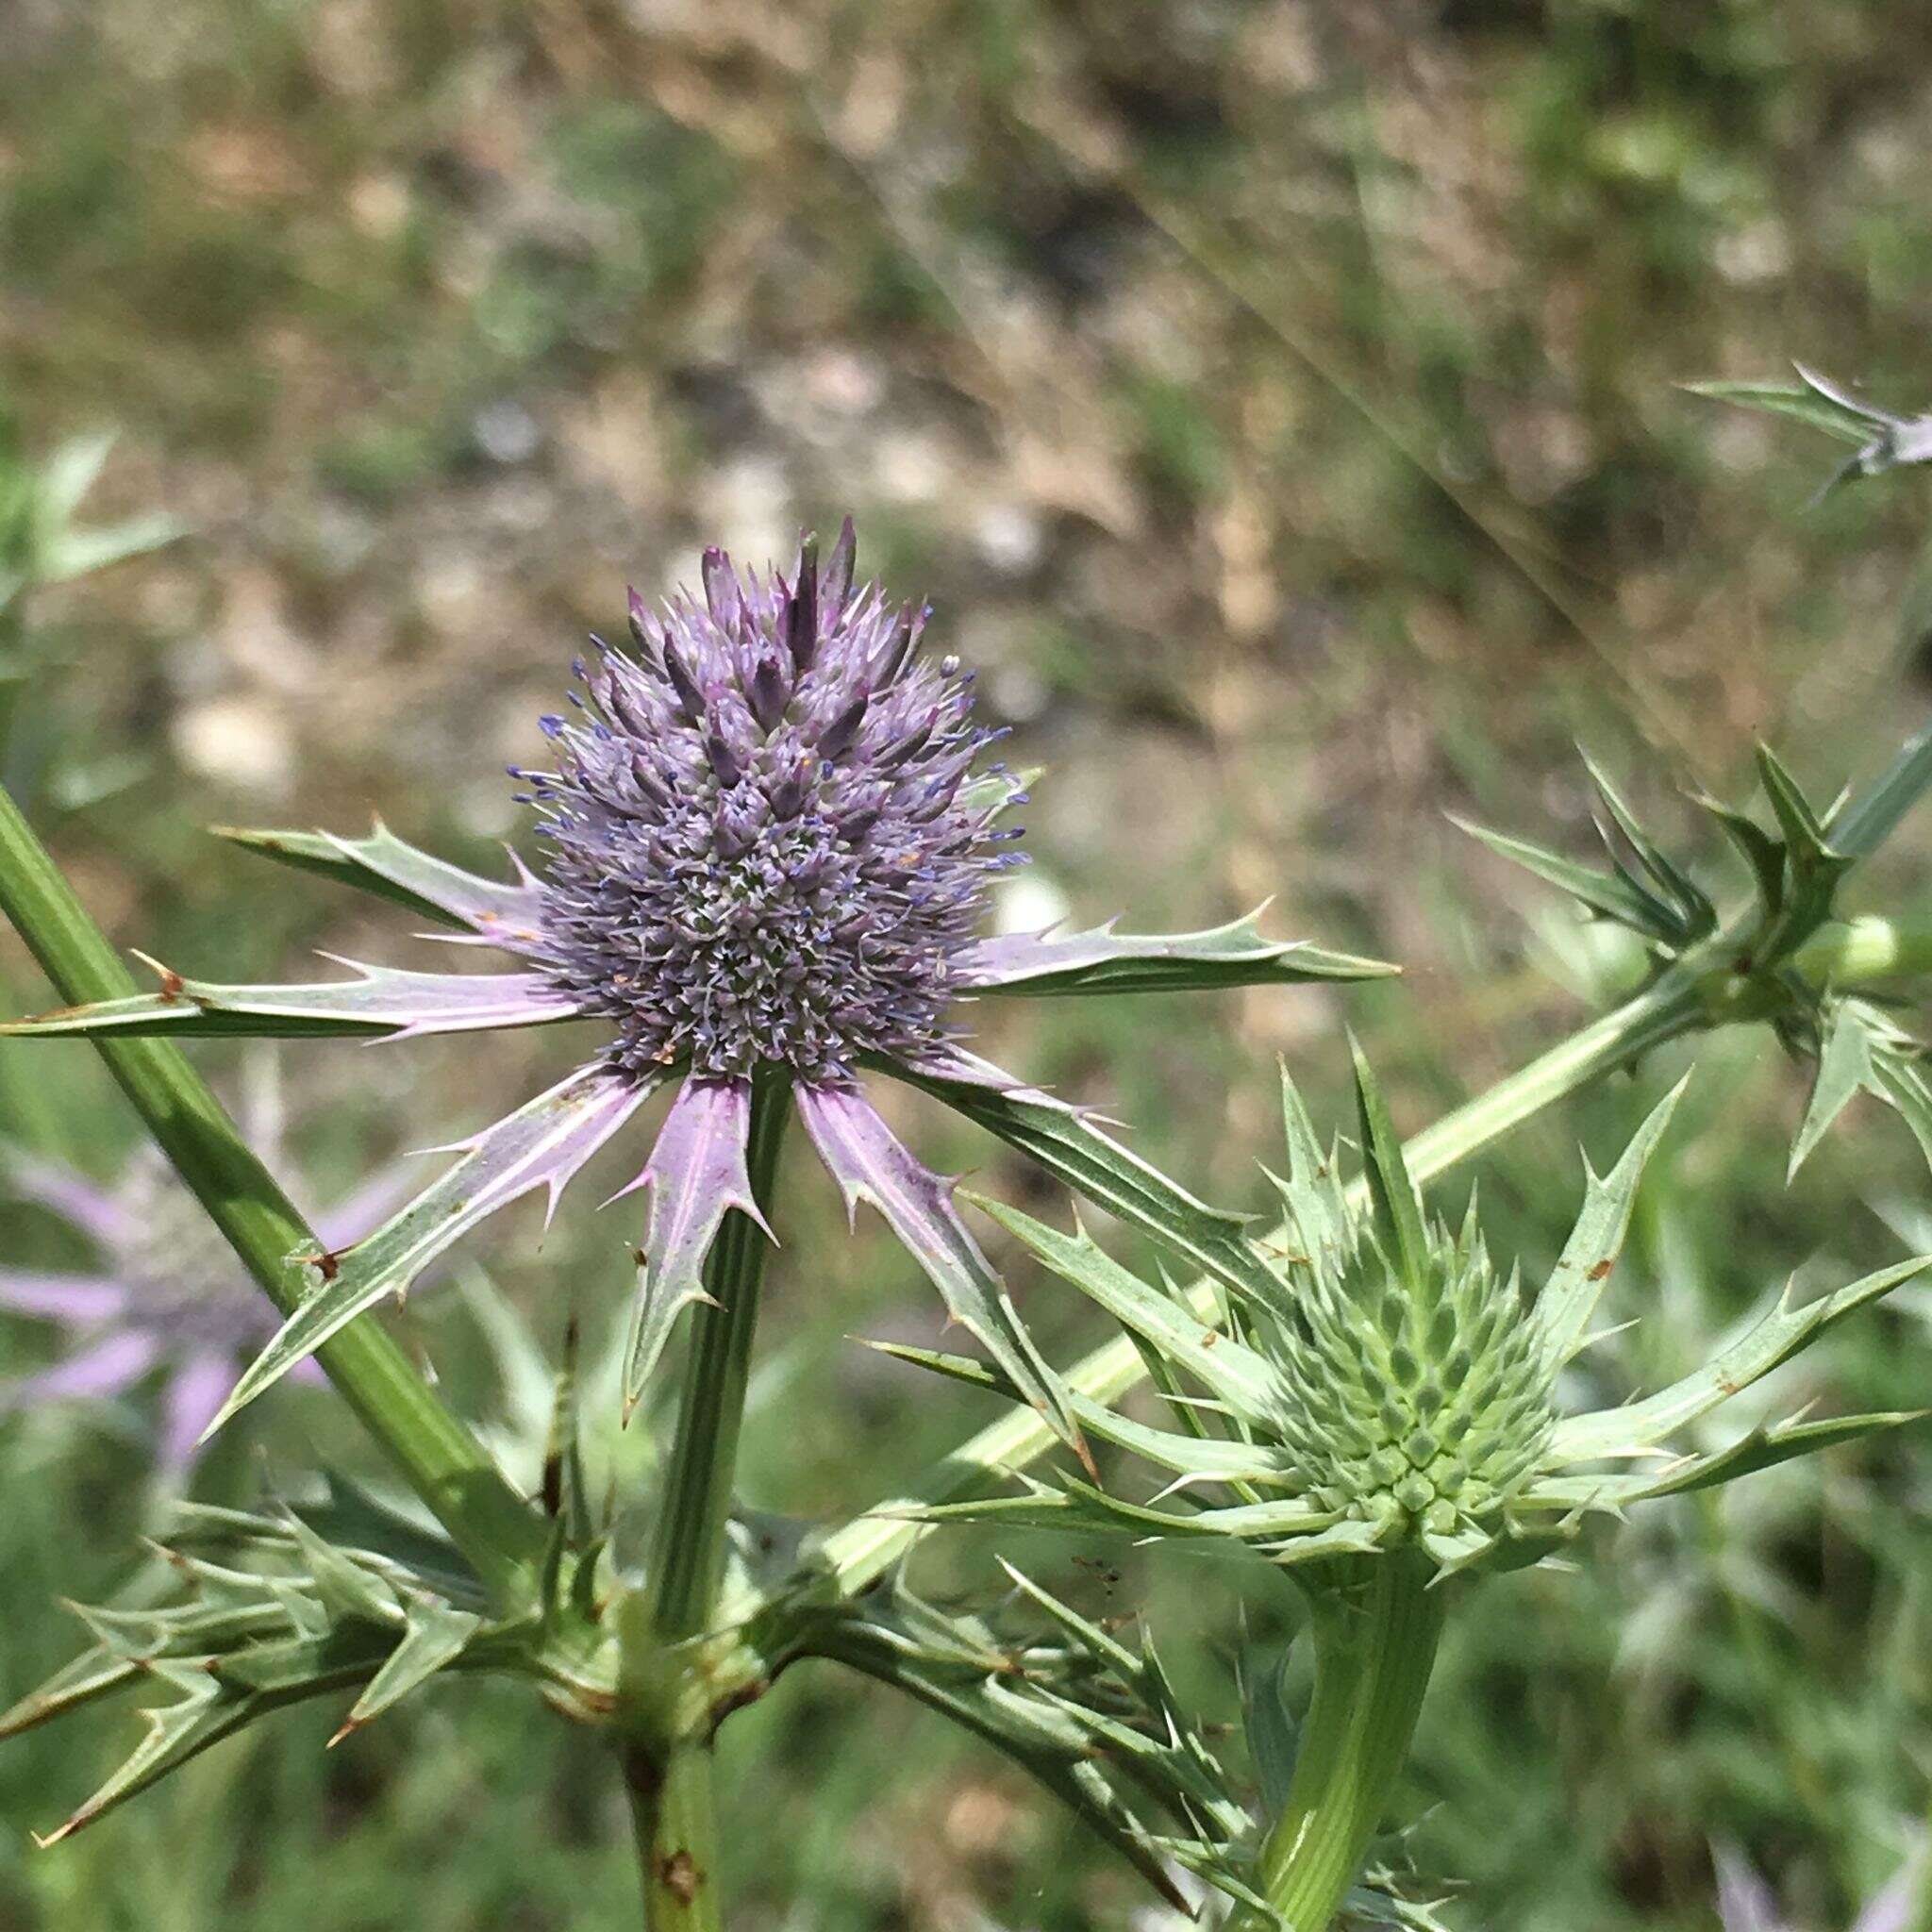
[[0, 520, 1382, 1447], [0, 522, 1393, 1924], [0, 1473, 616, 1847], [0, 1457, 1440, 1932], [1689, 364, 1932, 499], [1461, 746, 1932, 1181], [7, 442, 1932, 1931], [807, 1565, 1449, 1929], [909, 1047, 1927, 1927], [921, 1049, 1924, 1571]]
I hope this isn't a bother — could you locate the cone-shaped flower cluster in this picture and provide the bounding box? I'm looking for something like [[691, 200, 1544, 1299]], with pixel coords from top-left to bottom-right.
[[0, 522, 1387, 1443], [1270, 1200, 1553, 1549], [924, 1048, 1929, 1579], [525, 532, 1009, 1084]]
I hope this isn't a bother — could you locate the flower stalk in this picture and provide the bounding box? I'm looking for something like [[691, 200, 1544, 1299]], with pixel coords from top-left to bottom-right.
[[0, 778, 546, 1604], [1243, 1557, 1444, 1932], [626, 1742, 724, 1932], [647, 1072, 791, 1641], [620, 1072, 790, 1930]]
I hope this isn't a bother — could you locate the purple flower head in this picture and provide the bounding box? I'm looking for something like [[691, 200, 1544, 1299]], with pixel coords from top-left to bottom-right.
[[0, 1121, 403, 1481], [2, 519, 1387, 1441], [522, 524, 1015, 1084]]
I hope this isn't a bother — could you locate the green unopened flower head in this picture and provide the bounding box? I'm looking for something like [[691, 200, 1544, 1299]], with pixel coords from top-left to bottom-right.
[[932, 1044, 1930, 1582], [1267, 1195, 1550, 1548], [1251, 1041, 1557, 1563]]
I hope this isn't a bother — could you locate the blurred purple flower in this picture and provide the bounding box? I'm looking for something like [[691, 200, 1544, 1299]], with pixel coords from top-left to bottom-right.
[[0, 1138, 402, 1481], [1714, 1840, 1924, 1932]]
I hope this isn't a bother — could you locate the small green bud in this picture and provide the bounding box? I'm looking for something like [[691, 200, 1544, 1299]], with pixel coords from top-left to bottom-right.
[[1394, 1473, 1435, 1515], [1269, 1199, 1557, 1548]]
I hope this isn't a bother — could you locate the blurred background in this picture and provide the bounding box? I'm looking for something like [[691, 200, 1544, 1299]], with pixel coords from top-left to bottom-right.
[[5, 2, 1932, 1927]]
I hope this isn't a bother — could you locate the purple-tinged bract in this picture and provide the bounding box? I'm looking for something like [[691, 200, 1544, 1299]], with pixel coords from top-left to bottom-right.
[[521, 521, 1019, 1084], [3, 516, 1387, 1436]]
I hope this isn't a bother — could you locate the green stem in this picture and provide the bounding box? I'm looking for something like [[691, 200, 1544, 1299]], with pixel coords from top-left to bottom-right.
[[647, 1073, 791, 1641], [0, 780, 545, 1605], [627, 1742, 723, 1932], [619, 1073, 790, 1932], [1241, 1557, 1444, 1932]]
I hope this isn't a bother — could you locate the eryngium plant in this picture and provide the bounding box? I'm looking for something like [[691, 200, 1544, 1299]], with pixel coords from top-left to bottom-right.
[[0, 520, 1383, 1446], [1461, 741, 1932, 1185], [913, 1045, 1927, 1929], [924, 1048, 1925, 1574]]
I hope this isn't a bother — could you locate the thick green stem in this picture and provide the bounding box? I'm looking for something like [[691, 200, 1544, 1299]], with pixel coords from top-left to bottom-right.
[[1241, 1557, 1444, 1932], [619, 1073, 789, 1931], [627, 1743, 724, 1932], [0, 780, 546, 1604]]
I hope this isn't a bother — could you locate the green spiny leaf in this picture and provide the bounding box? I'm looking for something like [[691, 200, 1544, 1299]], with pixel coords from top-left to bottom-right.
[[0, 1643, 141, 1741], [887, 1067, 1280, 1307], [1694, 788, 1788, 922], [1349, 1038, 1430, 1304], [1682, 377, 1878, 443], [1790, 999, 1879, 1178], [1452, 817, 1682, 943], [213, 821, 546, 941], [1580, 754, 1716, 945], [1551, 1255, 1931, 1460], [965, 906, 1394, 997], [339, 1596, 484, 1735], [967, 1194, 1275, 1411], [286, 1516, 402, 1629], [1535, 1076, 1688, 1366]]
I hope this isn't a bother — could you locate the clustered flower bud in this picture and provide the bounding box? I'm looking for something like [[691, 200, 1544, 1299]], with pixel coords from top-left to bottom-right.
[[1267, 1211, 1554, 1542], [518, 521, 1024, 1084]]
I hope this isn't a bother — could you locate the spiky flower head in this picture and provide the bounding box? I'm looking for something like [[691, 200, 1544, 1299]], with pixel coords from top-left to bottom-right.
[[523, 521, 1019, 1084], [0, 519, 1386, 1440], [929, 1050, 1929, 1582], [1267, 1193, 1552, 1552]]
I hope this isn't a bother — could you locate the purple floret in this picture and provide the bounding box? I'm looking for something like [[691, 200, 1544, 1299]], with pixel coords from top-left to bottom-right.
[[518, 519, 1022, 1084]]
